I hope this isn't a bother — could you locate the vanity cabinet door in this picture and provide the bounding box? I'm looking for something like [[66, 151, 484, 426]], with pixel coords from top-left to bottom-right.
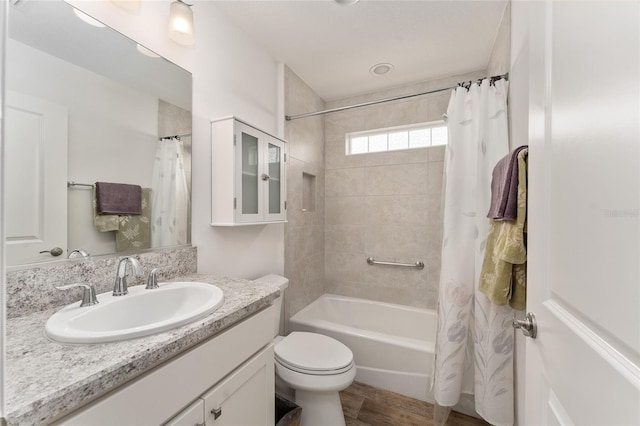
[[202, 344, 275, 426], [165, 399, 205, 426]]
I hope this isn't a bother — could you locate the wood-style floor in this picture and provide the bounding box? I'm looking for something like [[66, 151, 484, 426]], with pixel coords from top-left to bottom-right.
[[340, 382, 491, 426]]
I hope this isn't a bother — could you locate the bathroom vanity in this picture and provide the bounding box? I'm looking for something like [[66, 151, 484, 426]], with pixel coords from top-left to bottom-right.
[[4, 274, 279, 426]]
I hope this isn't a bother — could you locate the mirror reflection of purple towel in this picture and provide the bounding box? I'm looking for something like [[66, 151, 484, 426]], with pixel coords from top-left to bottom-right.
[[95, 182, 143, 215]]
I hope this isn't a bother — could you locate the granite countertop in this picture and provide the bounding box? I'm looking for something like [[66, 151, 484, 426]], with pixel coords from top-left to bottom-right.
[[4, 274, 280, 426]]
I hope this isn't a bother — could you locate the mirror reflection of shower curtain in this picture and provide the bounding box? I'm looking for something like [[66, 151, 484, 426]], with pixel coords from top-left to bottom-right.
[[433, 78, 514, 425], [151, 137, 190, 247]]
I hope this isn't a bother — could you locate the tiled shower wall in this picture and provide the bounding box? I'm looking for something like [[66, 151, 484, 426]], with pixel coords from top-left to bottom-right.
[[323, 71, 485, 309], [284, 67, 326, 317]]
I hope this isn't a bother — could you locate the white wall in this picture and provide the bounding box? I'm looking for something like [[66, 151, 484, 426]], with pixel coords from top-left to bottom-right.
[[65, 0, 284, 279]]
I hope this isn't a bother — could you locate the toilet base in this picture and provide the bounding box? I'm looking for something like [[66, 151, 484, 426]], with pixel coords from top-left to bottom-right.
[[295, 389, 346, 426]]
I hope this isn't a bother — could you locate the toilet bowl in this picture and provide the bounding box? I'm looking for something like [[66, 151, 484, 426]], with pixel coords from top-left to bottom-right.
[[255, 275, 355, 426]]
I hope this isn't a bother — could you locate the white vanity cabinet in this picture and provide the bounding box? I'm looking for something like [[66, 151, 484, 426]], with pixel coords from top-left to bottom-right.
[[165, 400, 205, 426], [166, 345, 274, 426], [211, 117, 287, 226], [55, 305, 276, 426]]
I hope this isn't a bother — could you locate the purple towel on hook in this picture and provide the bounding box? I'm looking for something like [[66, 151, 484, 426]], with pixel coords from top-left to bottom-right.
[[95, 182, 143, 215], [487, 145, 528, 220]]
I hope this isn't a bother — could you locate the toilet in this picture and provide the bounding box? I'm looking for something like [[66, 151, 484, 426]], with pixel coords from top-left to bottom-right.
[[255, 275, 356, 426]]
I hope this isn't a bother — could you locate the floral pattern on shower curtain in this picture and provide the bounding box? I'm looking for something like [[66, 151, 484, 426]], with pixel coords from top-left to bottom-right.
[[433, 79, 515, 426], [151, 137, 189, 247]]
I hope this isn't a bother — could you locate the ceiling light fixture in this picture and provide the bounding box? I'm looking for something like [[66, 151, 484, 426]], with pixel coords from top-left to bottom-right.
[[370, 63, 394, 76], [73, 8, 106, 28], [168, 0, 195, 46], [334, 0, 360, 5]]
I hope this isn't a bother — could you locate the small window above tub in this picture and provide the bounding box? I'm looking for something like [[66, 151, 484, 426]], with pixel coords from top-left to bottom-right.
[[345, 121, 447, 155]]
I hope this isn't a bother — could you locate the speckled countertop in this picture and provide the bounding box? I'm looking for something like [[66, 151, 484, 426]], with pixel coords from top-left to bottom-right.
[[4, 274, 280, 426]]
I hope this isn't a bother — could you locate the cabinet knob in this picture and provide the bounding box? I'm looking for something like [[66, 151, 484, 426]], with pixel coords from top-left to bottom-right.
[[261, 173, 270, 181], [211, 407, 222, 420]]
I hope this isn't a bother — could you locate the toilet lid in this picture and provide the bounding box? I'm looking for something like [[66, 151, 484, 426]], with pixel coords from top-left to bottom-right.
[[275, 332, 353, 372]]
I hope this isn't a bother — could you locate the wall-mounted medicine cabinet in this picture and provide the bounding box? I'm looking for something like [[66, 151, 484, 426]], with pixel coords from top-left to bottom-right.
[[211, 117, 287, 226]]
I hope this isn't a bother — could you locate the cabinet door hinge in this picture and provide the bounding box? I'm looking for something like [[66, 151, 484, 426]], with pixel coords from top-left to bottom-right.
[[284, 153, 287, 162], [284, 200, 287, 210], [234, 198, 237, 209], [233, 135, 236, 146]]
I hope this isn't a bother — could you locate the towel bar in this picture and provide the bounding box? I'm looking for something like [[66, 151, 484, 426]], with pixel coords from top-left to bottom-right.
[[67, 181, 94, 188], [366, 257, 424, 270]]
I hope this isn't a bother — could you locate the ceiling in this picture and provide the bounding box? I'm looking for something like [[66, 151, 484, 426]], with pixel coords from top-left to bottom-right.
[[212, 0, 508, 101]]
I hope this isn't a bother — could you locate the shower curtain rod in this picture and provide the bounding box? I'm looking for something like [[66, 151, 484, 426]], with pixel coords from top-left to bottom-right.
[[159, 133, 191, 140], [285, 72, 509, 121]]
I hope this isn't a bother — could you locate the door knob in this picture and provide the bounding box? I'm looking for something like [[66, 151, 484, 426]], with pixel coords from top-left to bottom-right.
[[261, 173, 270, 181], [512, 312, 537, 338], [40, 247, 63, 256]]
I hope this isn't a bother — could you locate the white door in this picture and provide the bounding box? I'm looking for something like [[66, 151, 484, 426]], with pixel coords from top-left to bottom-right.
[[525, 2, 640, 424], [5, 91, 68, 265]]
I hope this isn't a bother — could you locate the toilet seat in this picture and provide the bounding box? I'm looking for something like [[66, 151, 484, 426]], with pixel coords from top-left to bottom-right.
[[276, 357, 354, 376], [275, 332, 354, 375]]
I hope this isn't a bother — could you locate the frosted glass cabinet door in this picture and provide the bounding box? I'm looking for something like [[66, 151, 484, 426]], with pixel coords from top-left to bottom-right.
[[232, 120, 286, 224], [268, 143, 281, 214], [234, 122, 265, 223], [241, 132, 260, 215], [264, 139, 286, 222]]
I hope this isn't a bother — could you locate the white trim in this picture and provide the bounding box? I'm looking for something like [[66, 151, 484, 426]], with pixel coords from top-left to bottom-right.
[[544, 300, 640, 389]]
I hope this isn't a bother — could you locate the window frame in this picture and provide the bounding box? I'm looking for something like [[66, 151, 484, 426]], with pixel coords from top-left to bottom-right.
[[345, 120, 447, 156]]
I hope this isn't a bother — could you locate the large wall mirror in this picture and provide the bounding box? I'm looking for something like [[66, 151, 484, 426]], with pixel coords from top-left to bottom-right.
[[5, 0, 192, 267]]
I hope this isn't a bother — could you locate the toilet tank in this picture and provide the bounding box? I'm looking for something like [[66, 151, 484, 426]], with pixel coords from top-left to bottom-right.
[[254, 274, 289, 337]]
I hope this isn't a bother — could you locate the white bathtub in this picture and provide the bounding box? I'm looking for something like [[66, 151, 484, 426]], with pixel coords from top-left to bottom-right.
[[288, 294, 436, 402]]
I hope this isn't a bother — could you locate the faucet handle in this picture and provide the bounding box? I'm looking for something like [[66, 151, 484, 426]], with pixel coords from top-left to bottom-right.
[[56, 283, 99, 307], [146, 266, 171, 290]]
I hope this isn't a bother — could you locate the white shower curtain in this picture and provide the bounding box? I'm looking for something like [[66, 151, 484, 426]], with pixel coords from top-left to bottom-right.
[[151, 137, 189, 247], [433, 79, 514, 425]]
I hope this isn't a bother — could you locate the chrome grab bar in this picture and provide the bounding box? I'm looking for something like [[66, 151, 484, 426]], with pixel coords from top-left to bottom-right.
[[366, 257, 424, 270]]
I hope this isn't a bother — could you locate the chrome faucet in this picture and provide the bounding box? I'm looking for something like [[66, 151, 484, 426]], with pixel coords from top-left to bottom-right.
[[56, 283, 99, 307], [68, 248, 90, 259], [146, 266, 171, 290], [113, 256, 143, 296]]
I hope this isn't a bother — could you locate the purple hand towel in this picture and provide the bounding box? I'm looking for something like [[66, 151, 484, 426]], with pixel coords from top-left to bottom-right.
[[487, 145, 528, 220], [95, 182, 143, 215]]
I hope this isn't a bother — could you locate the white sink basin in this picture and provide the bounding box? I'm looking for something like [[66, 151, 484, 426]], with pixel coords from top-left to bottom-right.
[[45, 282, 224, 344]]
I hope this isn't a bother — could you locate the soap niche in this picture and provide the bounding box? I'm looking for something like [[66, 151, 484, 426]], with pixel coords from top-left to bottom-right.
[[302, 172, 316, 212]]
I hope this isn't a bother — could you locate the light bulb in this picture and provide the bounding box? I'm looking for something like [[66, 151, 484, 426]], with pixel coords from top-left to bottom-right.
[[168, 0, 195, 46]]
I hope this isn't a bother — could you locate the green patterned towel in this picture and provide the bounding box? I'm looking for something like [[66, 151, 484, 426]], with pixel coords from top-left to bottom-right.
[[93, 188, 151, 252], [479, 149, 528, 310]]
